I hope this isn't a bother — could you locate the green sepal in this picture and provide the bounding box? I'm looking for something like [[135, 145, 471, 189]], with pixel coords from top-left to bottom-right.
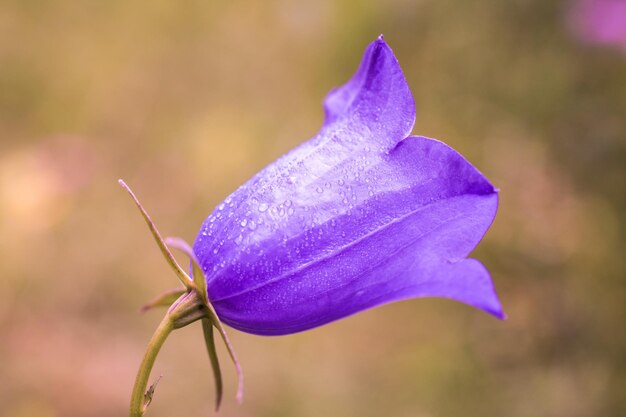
[[164, 237, 208, 305], [140, 288, 186, 313], [202, 318, 223, 411], [118, 180, 195, 291]]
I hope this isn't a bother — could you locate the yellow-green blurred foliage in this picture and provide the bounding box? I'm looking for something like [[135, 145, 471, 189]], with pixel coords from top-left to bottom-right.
[[1, 1, 624, 416]]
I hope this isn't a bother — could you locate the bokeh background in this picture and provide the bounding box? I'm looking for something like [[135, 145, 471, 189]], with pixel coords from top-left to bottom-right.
[[1, 1, 625, 416]]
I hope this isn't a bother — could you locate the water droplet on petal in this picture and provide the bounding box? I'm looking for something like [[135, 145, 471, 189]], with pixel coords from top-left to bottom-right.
[[316, 186, 323, 193], [284, 199, 292, 207], [240, 219, 248, 227], [248, 220, 257, 230], [234, 235, 243, 245], [258, 203, 269, 212]]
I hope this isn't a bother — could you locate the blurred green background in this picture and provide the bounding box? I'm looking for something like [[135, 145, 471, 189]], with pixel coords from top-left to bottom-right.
[[1, 1, 625, 416]]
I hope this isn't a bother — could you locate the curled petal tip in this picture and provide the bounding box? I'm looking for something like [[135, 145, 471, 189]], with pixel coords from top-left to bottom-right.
[[486, 303, 507, 320]]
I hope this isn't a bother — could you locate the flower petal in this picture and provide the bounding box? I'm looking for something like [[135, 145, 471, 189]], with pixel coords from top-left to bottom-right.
[[323, 35, 416, 140], [193, 38, 501, 335]]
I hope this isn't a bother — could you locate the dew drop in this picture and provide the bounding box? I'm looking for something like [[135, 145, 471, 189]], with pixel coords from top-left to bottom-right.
[[234, 235, 243, 245], [213, 248, 219, 254], [218, 203, 225, 211], [284, 199, 292, 207], [337, 179, 345, 185], [248, 220, 257, 230], [287, 207, 295, 216], [240, 219, 248, 227], [258, 203, 269, 212], [315, 186, 323, 193]]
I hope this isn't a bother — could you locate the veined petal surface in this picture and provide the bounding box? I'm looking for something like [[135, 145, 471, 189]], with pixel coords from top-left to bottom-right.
[[193, 37, 501, 335]]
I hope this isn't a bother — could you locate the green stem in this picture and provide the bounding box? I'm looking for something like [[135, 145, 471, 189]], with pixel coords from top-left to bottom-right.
[[130, 314, 174, 417]]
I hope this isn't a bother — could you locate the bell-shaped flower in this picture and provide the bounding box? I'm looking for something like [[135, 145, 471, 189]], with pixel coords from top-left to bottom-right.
[[122, 36, 502, 416], [193, 35, 503, 336]]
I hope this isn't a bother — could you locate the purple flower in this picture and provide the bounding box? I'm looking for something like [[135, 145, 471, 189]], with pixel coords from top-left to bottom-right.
[[568, 0, 626, 51], [121, 36, 503, 413], [193, 36, 503, 336]]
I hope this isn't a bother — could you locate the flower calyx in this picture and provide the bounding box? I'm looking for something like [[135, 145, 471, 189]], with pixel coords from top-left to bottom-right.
[[119, 180, 243, 416]]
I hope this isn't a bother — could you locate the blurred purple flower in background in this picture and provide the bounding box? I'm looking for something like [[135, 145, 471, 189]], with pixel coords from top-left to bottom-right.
[[193, 36, 503, 336], [568, 0, 626, 51]]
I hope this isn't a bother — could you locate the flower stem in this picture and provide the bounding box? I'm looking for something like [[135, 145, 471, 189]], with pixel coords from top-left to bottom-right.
[[130, 314, 174, 417]]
